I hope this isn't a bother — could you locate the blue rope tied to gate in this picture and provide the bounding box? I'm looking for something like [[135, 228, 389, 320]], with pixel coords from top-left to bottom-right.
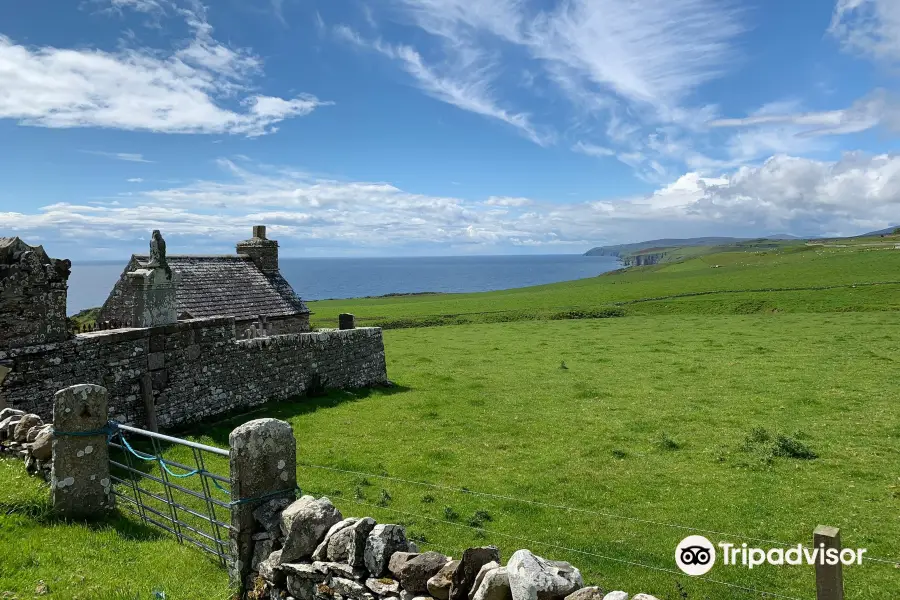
[[229, 485, 301, 506], [52, 420, 301, 505], [51, 420, 120, 442]]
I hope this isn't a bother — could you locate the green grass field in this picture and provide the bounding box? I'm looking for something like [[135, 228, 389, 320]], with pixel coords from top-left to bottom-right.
[[3, 240, 900, 599], [0, 459, 232, 600], [194, 312, 899, 600]]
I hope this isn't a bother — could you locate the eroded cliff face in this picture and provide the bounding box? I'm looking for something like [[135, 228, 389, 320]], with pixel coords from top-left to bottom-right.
[[584, 247, 667, 267], [622, 252, 667, 266]]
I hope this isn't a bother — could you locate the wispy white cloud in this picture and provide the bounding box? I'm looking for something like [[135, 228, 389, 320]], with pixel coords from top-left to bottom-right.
[[127, 178, 145, 182], [709, 90, 900, 136], [830, 0, 900, 63], [270, 0, 287, 26], [0, 2, 329, 135], [484, 196, 534, 207], [82, 151, 154, 163], [391, 0, 742, 112], [370, 0, 745, 174], [336, 26, 551, 146], [572, 142, 616, 158], [526, 0, 743, 108]]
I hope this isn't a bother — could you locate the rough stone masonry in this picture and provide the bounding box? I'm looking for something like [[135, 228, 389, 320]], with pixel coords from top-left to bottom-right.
[[243, 493, 662, 600], [0, 232, 389, 428]]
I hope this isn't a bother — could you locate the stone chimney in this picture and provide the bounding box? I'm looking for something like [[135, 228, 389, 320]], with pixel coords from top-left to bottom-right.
[[236, 225, 279, 275]]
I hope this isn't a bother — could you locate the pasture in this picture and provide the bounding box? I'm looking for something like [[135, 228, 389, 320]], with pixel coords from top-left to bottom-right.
[[3, 241, 900, 599]]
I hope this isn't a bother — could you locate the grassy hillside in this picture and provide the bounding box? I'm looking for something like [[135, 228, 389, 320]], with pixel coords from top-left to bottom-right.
[[5, 236, 900, 599], [308, 240, 900, 328]]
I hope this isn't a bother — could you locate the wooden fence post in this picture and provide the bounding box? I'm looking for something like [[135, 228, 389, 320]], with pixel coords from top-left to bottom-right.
[[815, 525, 844, 600]]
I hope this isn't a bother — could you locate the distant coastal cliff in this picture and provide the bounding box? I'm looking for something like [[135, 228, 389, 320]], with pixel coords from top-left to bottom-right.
[[584, 234, 809, 268], [585, 247, 668, 266]]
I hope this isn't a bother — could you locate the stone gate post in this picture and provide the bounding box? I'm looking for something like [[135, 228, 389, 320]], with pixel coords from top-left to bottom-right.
[[229, 418, 297, 593], [51, 384, 113, 518]]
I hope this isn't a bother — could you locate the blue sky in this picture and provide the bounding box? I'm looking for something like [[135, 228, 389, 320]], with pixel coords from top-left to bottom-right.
[[2, 0, 900, 259]]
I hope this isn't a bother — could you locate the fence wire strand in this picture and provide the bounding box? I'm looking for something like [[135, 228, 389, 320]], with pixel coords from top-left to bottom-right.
[[305, 486, 809, 600], [299, 462, 900, 568]]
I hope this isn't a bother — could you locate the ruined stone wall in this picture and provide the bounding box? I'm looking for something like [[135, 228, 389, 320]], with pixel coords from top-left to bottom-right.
[[0, 318, 387, 429], [0, 239, 71, 350]]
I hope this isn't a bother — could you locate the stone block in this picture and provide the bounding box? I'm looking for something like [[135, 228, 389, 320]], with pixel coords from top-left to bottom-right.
[[51, 384, 113, 518], [149, 334, 166, 353], [148, 351, 165, 371]]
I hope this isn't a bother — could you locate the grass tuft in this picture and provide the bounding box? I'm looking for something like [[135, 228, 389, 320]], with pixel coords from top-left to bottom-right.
[[654, 432, 681, 451]]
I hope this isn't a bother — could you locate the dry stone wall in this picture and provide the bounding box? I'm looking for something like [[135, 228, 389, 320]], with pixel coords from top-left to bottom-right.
[[247, 495, 661, 600], [0, 318, 387, 429]]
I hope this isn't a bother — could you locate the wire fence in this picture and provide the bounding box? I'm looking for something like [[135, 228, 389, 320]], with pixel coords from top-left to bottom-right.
[[303, 485, 808, 600], [298, 461, 899, 600]]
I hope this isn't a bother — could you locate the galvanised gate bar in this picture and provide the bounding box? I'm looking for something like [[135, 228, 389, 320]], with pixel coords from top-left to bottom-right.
[[108, 423, 232, 567]]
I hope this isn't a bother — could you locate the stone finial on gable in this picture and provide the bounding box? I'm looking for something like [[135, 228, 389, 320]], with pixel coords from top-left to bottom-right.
[[146, 229, 168, 269], [253, 225, 267, 240], [126, 230, 177, 328]]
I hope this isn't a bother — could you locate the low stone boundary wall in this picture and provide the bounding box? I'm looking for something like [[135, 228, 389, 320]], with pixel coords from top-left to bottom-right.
[[0, 406, 52, 480], [0, 317, 387, 429], [246, 496, 664, 600]]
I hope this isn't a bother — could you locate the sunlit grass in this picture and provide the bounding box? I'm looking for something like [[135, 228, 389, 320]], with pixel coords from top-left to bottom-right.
[[0, 459, 232, 600], [192, 313, 900, 599], [5, 242, 900, 599]]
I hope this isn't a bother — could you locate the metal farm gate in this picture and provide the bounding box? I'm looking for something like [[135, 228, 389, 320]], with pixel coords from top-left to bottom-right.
[[107, 424, 232, 566]]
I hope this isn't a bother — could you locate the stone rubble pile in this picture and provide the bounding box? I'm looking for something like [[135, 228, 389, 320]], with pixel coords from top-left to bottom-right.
[[246, 495, 660, 600], [0, 408, 52, 480]]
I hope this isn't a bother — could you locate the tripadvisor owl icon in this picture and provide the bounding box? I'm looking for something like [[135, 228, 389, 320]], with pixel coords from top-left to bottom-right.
[[676, 535, 716, 576]]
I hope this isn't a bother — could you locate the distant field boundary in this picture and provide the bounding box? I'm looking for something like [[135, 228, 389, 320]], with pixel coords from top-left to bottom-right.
[[311, 280, 900, 329], [612, 279, 900, 306]]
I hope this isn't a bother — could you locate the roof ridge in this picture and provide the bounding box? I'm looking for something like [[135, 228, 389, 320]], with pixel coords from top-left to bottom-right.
[[134, 254, 250, 260]]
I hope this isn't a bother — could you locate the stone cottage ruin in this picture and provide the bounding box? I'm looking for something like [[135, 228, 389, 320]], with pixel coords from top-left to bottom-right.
[[0, 228, 388, 430], [99, 226, 311, 337]]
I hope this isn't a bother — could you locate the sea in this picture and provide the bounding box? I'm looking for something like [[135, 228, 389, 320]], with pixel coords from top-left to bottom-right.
[[66, 254, 622, 315]]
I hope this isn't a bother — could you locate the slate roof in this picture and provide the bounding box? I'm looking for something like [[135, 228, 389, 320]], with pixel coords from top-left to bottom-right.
[[133, 254, 309, 320]]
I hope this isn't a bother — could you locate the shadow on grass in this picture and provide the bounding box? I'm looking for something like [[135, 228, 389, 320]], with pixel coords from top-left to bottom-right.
[[1, 492, 168, 543], [186, 383, 412, 447]]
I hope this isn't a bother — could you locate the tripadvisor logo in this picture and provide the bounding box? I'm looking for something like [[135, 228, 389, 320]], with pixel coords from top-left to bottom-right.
[[676, 535, 716, 575], [675, 536, 867, 575]]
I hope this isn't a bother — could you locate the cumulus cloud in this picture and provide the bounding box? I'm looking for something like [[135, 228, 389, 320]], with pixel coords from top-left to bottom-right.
[[5, 154, 900, 257], [0, 2, 329, 135]]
